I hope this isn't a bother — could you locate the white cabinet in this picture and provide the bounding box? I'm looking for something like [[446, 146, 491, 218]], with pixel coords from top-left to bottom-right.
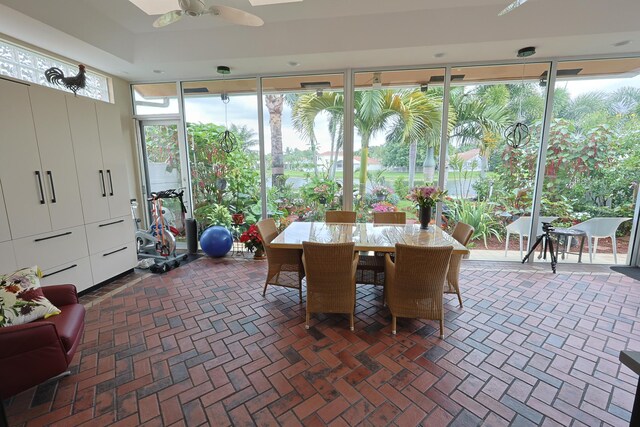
[[1, 80, 136, 291], [67, 96, 131, 224], [0, 79, 52, 239], [0, 241, 16, 274], [41, 257, 93, 293], [28, 86, 84, 230], [0, 183, 11, 243], [66, 95, 111, 224], [96, 102, 132, 219]]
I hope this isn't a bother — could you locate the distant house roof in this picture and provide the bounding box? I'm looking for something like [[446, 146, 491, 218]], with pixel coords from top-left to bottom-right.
[[456, 148, 481, 162]]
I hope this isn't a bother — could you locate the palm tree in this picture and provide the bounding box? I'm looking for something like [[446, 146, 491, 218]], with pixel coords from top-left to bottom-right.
[[449, 88, 512, 176], [265, 94, 285, 187], [292, 89, 442, 198]]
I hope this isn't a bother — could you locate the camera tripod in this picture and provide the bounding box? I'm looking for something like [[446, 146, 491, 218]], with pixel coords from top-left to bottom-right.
[[521, 222, 557, 273]]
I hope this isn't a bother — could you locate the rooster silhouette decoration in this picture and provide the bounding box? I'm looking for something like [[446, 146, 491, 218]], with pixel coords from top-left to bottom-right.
[[44, 64, 86, 95]]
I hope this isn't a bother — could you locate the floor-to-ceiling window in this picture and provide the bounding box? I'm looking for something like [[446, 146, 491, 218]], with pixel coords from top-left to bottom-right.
[[540, 58, 640, 264], [351, 68, 445, 222], [261, 74, 345, 224], [442, 63, 551, 260], [182, 79, 261, 230]]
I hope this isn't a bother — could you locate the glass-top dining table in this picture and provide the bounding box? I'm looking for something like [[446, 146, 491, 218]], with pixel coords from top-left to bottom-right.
[[270, 222, 470, 255]]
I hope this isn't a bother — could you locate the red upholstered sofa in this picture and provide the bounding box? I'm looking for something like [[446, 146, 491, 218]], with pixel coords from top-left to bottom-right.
[[0, 284, 86, 399]]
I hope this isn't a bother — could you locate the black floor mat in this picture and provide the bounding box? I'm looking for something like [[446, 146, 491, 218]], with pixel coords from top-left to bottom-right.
[[610, 266, 640, 281]]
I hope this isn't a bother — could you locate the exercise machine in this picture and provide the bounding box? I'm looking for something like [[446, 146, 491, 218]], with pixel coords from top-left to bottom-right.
[[132, 189, 188, 273]]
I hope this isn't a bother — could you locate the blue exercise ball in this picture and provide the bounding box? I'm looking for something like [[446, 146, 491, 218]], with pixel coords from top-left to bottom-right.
[[200, 226, 233, 257]]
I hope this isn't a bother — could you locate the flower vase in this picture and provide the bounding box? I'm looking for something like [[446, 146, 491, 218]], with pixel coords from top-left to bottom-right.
[[419, 206, 432, 230], [253, 248, 266, 259]]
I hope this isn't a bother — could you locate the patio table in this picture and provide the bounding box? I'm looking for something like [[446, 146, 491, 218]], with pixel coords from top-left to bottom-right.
[[270, 222, 469, 255]]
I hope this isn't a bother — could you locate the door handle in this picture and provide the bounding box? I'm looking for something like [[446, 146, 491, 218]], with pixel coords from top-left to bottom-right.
[[99, 170, 106, 197], [35, 171, 45, 204], [46, 171, 57, 203], [106, 169, 114, 196]]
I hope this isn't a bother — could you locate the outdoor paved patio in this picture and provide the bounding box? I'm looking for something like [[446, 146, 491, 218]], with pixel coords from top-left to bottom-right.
[[4, 257, 639, 426]]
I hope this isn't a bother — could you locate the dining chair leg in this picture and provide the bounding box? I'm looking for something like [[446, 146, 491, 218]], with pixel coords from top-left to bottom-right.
[[305, 311, 310, 330], [439, 317, 444, 339], [456, 287, 463, 308], [350, 312, 354, 331], [391, 315, 397, 335], [262, 280, 269, 297]]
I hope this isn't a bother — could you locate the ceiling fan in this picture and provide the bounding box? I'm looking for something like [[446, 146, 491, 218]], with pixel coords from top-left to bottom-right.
[[498, 0, 530, 16], [153, 0, 264, 28]]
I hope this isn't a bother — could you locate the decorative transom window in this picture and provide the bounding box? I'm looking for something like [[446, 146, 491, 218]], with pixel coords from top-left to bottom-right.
[[0, 38, 110, 102]]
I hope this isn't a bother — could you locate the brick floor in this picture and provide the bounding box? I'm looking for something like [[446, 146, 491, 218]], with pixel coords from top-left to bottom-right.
[[4, 258, 640, 426]]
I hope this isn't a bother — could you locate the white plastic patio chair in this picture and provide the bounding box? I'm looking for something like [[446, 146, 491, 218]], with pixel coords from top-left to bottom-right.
[[567, 217, 631, 264], [504, 216, 558, 259]]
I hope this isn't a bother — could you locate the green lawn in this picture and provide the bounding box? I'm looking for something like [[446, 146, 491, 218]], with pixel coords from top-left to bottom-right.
[[283, 170, 492, 182]]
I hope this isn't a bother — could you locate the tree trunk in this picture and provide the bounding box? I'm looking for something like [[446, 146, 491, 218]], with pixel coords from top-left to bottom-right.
[[358, 134, 370, 201], [408, 141, 417, 188], [480, 154, 488, 178], [422, 146, 436, 184], [265, 94, 284, 187]]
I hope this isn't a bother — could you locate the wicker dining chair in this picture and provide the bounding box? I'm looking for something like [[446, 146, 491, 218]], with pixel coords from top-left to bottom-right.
[[356, 211, 407, 288], [385, 244, 453, 338], [446, 222, 474, 308], [256, 219, 305, 302], [325, 210, 356, 223], [302, 241, 359, 331], [373, 211, 406, 225]]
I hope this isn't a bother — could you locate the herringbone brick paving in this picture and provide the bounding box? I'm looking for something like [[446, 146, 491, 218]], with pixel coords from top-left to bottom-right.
[[4, 258, 640, 426]]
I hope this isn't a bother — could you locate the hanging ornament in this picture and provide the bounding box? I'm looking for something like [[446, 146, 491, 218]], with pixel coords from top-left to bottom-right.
[[505, 47, 535, 149], [216, 66, 237, 154]]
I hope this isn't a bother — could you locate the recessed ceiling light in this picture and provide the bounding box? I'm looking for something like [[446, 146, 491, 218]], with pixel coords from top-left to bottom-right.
[[249, 0, 303, 5], [153, 69, 165, 74], [613, 40, 632, 47], [434, 53, 445, 58], [288, 61, 300, 67]]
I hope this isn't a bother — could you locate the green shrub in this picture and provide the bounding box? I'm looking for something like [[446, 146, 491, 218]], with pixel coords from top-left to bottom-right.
[[449, 199, 502, 248], [194, 203, 232, 229], [393, 177, 409, 199]]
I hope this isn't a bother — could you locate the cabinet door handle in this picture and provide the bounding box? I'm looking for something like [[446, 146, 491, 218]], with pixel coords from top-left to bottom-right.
[[34, 231, 72, 242], [35, 171, 45, 204], [46, 171, 57, 203], [103, 246, 127, 257], [99, 170, 106, 197], [42, 264, 77, 278], [98, 219, 125, 228], [106, 169, 114, 196]]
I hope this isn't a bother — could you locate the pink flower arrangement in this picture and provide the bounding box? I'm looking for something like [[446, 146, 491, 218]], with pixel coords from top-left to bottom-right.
[[372, 201, 397, 213], [407, 186, 446, 208]]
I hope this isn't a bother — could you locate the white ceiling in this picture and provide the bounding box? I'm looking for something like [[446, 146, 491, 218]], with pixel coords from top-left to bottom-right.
[[0, 0, 638, 82]]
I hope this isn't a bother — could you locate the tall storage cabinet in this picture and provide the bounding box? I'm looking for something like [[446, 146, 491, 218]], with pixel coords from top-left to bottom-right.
[[0, 79, 52, 239], [0, 77, 136, 291]]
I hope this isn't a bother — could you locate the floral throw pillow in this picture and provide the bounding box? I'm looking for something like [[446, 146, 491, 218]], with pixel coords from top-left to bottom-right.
[[0, 266, 61, 327]]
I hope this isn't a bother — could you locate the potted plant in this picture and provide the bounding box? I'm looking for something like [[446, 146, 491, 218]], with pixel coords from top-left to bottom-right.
[[408, 186, 446, 229], [372, 185, 393, 201], [240, 224, 265, 259]]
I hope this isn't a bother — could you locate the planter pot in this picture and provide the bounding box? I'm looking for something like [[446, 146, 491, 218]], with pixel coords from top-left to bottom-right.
[[318, 196, 327, 204], [376, 194, 386, 202], [253, 248, 266, 259], [419, 206, 432, 230], [232, 213, 244, 225]]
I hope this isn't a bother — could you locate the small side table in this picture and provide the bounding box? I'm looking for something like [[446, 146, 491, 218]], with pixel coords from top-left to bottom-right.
[[619, 351, 640, 426], [551, 228, 587, 263], [230, 223, 247, 257]]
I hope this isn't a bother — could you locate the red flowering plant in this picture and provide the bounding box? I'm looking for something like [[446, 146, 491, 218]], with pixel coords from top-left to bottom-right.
[[239, 224, 263, 252]]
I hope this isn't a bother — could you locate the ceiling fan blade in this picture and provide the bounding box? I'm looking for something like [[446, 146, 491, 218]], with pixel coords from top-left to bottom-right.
[[498, 0, 529, 16], [153, 10, 184, 28], [209, 5, 264, 27]]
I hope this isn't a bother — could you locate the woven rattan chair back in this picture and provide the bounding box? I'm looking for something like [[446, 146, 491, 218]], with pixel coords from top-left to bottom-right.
[[373, 212, 406, 225], [452, 222, 474, 246], [302, 241, 358, 330], [325, 210, 356, 223], [256, 218, 304, 302], [446, 221, 474, 308], [386, 244, 453, 338]]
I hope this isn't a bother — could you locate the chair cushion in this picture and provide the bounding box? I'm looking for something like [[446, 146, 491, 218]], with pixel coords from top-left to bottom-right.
[[0, 266, 61, 327], [36, 304, 85, 352]]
